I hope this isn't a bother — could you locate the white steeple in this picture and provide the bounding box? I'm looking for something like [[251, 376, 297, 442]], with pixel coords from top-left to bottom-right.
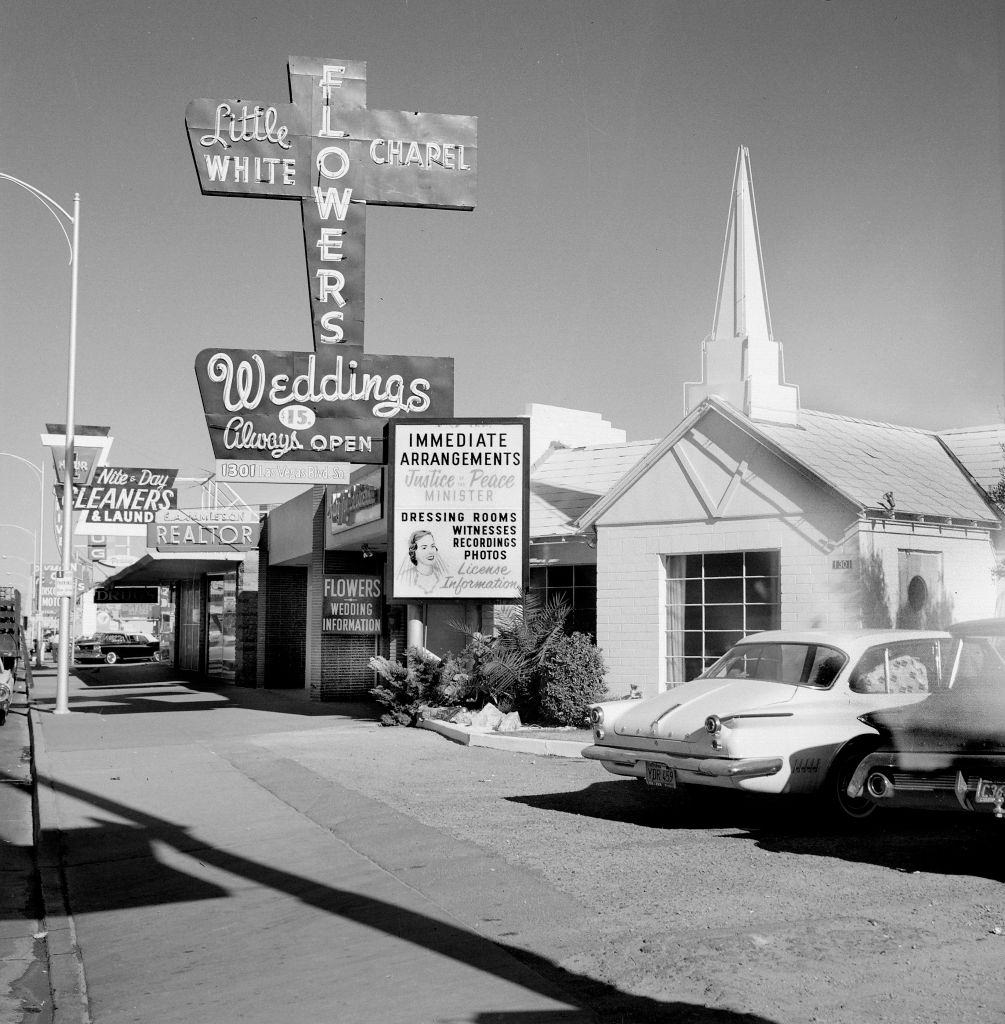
[[685, 146, 799, 425]]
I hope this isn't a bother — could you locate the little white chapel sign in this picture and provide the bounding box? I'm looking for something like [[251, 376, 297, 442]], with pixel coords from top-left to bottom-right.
[[185, 56, 477, 352], [187, 56, 475, 480]]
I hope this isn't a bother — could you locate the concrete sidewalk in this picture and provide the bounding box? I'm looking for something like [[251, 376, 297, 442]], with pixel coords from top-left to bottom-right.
[[27, 665, 597, 1024], [0, 664, 51, 1023]]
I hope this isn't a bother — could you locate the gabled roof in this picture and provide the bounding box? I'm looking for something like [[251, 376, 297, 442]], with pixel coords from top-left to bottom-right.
[[575, 398, 1001, 531], [530, 440, 657, 538], [939, 425, 1005, 491], [758, 410, 1001, 523]]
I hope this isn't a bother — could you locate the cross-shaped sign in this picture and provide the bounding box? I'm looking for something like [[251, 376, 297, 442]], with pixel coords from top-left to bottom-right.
[[185, 56, 477, 352]]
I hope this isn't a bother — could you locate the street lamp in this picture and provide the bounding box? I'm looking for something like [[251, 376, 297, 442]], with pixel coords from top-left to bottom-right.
[[0, 453, 46, 664], [0, 174, 79, 714]]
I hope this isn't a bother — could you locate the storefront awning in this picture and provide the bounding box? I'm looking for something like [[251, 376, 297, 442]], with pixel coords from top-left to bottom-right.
[[100, 552, 246, 587]]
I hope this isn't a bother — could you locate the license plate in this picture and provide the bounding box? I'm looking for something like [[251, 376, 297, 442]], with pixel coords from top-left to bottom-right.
[[644, 762, 676, 788], [974, 779, 1005, 804]]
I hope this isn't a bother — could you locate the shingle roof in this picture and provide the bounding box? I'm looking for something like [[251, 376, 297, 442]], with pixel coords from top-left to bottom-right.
[[758, 409, 999, 523], [939, 425, 1005, 491], [530, 440, 657, 537]]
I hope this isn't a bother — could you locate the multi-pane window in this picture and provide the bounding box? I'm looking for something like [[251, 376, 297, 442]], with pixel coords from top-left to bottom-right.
[[666, 550, 780, 683], [528, 563, 597, 637]]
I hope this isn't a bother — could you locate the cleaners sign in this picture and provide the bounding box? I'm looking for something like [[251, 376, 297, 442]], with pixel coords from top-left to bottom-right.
[[73, 467, 179, 536], [322, 575, 382, 634], [387, 419, 529, 603]]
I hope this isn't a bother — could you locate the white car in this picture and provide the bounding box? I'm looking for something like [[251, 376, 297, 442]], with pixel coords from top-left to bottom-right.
[[583, 629, 951, 822]]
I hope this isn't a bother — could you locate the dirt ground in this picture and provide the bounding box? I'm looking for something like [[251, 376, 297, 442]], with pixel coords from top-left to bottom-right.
[[250, 721, 1005, 1024]]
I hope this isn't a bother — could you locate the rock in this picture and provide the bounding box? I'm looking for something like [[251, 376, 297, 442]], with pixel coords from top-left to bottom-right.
[[470, 703, 504, 729], [452, 709, 474, 726], [496, 711, 522, 732]]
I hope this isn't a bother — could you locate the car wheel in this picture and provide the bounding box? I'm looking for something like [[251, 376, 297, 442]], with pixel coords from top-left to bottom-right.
[[826, 742, 878, 824], [104, 651, 118, 665]]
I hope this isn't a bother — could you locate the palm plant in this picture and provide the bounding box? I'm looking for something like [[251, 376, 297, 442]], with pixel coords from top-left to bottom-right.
[[444, 591, 571, 711]]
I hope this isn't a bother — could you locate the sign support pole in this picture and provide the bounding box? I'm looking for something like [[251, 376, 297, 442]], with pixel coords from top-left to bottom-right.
[[55, 193, 80, 715], [406, 603, 425, 651]]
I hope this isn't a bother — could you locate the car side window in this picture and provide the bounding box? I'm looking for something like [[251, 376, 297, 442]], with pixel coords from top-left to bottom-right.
[[952, 638, 1005, 692], [805, 648, 845, 688], [850, 640, 942, 694]]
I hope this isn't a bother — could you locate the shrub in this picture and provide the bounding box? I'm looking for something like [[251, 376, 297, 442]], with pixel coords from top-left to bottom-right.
[[859, 552, 892, 628], [438, 633, 519, 710], [369, 646, 442, 726], [444, 593, 572, 715], [534, 632, 608, 726]]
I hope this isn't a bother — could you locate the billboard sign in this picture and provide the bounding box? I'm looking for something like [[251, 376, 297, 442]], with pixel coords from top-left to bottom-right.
[[73, 467, 179, 535], [322, 575, 382, 634], [38, 564, 84, 621], [148, 507, 262, 552], [41, 424, 113, 485], [92, 586, 160, 605], [326, 467, 383, 540], [195, 348, 454, 469], [185, 56, 476, 352], [387, 419, 529, 602]]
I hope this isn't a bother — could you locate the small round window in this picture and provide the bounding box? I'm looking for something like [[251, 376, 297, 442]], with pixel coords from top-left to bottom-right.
[[907, 574, 929, 612]]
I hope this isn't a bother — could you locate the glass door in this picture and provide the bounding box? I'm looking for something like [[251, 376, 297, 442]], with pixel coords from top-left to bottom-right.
[[207, 574, 236, 680]]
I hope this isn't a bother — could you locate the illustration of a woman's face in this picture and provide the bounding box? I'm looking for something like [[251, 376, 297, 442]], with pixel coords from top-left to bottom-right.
[[412, 532, 438, 571]]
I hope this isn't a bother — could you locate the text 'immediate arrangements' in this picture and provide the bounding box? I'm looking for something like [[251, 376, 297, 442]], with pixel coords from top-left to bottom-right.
[[390, 422, 527, 601]]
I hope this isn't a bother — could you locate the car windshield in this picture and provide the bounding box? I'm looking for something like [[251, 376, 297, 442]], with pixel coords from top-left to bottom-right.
[[703, 642, 847, 688]]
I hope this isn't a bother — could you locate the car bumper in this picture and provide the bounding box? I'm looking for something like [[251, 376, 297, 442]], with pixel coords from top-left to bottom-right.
[[73, 651, 103, 662], [581, 744, 784, 783], [848, 752, 1005, 815]]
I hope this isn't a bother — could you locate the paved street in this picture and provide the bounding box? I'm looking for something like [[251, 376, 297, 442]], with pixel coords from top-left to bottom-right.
[[5, 662, 1005, 1023]]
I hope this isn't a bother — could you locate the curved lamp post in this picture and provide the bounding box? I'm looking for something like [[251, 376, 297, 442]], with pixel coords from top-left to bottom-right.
[[0, 454, 45, 664], [1, 173, 79, 714]]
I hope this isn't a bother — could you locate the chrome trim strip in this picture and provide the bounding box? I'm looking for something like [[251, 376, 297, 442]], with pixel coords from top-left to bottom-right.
[[582, 745, 783, 780]]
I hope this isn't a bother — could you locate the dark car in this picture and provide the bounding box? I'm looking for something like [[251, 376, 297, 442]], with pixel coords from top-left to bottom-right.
[[73, 632, 161, 665], [847, 618, 1005, 819]]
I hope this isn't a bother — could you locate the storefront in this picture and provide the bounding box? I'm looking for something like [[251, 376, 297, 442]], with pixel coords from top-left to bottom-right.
[[101, 552, 250, 680]]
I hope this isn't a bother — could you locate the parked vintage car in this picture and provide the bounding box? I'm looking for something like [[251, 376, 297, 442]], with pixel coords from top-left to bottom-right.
[[847, 618, 1005, 819], [73, 632, 161, 665], [583, 629, 952, 822]]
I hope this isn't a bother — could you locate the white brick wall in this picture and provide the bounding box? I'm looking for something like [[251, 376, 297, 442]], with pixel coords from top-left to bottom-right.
[[596, 516, 997, 699]]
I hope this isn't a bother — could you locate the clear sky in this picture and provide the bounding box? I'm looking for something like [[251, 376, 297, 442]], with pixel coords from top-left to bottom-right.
[[1, 0, 1002, 568]]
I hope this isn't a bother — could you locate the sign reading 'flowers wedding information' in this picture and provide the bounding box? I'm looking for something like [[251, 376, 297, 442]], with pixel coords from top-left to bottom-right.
[[387, 419, 529, 603]]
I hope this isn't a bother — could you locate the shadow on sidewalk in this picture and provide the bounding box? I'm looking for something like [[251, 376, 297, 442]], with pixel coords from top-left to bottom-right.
[[32, 664, 382, 721], [40, 774, 778, 1024]]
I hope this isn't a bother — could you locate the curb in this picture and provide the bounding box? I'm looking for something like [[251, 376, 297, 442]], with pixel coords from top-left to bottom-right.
[[418, 718, 589, 758], [29, 708, 91, 1024]]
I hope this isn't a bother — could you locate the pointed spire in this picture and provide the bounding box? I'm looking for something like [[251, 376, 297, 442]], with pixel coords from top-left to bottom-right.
[[712, 146, 773, 346], [684, 146, 799, 425]]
